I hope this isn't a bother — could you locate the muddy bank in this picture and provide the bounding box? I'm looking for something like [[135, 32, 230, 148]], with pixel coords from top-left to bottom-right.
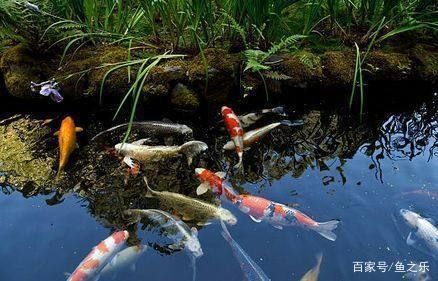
[[0, 44, 436, 111]]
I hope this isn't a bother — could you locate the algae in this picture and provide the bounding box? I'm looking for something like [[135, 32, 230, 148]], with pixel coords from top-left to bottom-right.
[[0, 116, 55, 190]]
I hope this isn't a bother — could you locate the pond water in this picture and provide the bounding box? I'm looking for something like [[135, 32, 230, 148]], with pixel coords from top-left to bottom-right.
[[0, 89, 437, 281]]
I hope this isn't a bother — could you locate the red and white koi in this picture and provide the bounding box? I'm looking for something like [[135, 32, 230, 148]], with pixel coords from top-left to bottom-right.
[[234, 195, 339, 241], [67, 231, 129, 281], [223, 120, 303, 151], [221, 106, 244, 169], [194, 168, 238, 201]]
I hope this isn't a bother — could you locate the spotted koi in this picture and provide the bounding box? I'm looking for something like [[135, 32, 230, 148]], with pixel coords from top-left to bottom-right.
[[235, 195, 339, 241], [67, 231, 129, 281]]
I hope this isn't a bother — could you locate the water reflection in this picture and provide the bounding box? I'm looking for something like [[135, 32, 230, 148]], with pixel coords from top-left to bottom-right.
[[0, 94, 437, 255]]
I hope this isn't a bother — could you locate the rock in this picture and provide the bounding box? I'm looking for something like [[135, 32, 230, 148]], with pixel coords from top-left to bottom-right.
[[366, 51, 413, 81], [281, 51, 323, 88], [170, 83, 200, 112], [0, 44, 49, 99], [321, 51, 355, 87], [410, 44, 438, 83]]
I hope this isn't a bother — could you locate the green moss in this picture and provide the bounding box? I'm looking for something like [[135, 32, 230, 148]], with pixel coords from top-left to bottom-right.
[[170, 83, 200, 111], [411, 44, 438, 82], [366, 51, 412, 80], [188, 48, 239, 80], [0, 44, 48, 99], [281, 51, 323, 87], [322, 51, 355, 87], [57, 46, 130, 100], [0, 117, 55, 189]]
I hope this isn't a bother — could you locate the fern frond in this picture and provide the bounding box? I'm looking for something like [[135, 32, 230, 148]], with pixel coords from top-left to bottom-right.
[[267, 35, 306, 57], [264, 70, 291, 80]]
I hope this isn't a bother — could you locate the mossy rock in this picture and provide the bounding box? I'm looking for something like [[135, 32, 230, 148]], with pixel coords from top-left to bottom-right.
[[410, 44, 438, 83], [366, 51, 413, 81], [321, 51, 355, 87], [170, 83, 200, 111], [188, 48, 239, 81], [0, 44, 49, 99], [281, 51, 323, 88], [57, 46, 131, 102]]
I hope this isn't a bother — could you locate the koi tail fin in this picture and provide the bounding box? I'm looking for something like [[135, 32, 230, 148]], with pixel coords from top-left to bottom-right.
[[179, 141, 208, 166], [55, 167, 63, 180], [280, 119, 304, 127], [310, 220, 340, 241], [233, 154, 243, 170], [191, 255, 197, 281], [220, 220, 233, 243]]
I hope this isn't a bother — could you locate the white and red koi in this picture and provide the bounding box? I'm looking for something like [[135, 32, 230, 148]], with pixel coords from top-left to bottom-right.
[[221, 106, 244, 169], [223, 120, 304, 151], [194, 168, 237, 201], [234, 195, 339, 241], [67, 230, 129, 281]]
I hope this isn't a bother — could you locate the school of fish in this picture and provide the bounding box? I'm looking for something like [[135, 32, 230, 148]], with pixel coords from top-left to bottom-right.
[[47, 105, 435, 281], [56, 107, 332, 281]]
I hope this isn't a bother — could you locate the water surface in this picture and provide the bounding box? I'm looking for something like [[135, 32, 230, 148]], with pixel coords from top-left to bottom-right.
[[0, 91, 437, 281]]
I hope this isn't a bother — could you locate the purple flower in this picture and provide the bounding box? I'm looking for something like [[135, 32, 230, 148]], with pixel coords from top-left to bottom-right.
[[30, 79, 64, 103]]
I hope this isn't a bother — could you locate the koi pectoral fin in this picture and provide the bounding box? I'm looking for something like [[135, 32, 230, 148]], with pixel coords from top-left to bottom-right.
[[249, 215, 262, 223], [406, 232, 416, 246], [196, 182, 210, 195], [53, 131, 59, 136], [75, 127, 84, 133]]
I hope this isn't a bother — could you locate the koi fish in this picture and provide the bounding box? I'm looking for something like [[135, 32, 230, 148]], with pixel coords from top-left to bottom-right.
[[115, 140, 208, 166], [220, 220, 271, 281], [124, 209, 202, 281], [55, 116, 83, 178], [300, 254, 323, 281], [100, 245, 147, 275], [235, 195, 339, 241], [194, 168, 238, 201], [239, 106, 286, 128], [223, 120, 304, 151], [91, 121, 193, 142], [143, 177, 237, 225], [221, 106, 244, 169], [67, 230, 129, 281], [400, 209, 438, 260]]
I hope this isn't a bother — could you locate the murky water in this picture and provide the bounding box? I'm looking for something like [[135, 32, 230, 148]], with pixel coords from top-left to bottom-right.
[[0, 91, 437, 281]]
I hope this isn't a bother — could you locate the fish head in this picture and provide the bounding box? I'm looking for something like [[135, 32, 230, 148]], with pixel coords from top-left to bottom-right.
[[186, 236, 203, 258], [219, 208, 238, 225], [400, 209, 421, 228], [221, 106, 233, 117], [194, 168, 207, 180], [115, 143, 130, 154], [180, 125, 193, 138]]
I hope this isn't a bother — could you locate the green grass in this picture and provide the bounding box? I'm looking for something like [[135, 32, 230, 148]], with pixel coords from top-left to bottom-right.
[[0, 0, 436, 124]]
